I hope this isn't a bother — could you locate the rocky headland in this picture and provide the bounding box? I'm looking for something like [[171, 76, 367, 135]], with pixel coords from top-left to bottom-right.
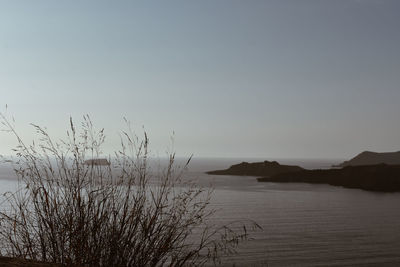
[[257, 164, 400, 192], [206, 154, 400, 192], [335, 151, 400, 167], [206, 160, 304, 177]]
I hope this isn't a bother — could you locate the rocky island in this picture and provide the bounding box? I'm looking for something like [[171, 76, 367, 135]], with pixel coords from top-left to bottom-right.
[[207, 160, 304, 177], [84, 158, 110, 166]]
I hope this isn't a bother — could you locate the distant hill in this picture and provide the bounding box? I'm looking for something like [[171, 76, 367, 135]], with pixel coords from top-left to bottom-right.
[[206, 161, 304, 177], [337, 151, 400, 167], [258, 164, 400, 192]]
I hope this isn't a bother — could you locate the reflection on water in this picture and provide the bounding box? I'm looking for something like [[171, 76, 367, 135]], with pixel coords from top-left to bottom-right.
[[207, 182, 400, 266], [1, 158, 400, 266]]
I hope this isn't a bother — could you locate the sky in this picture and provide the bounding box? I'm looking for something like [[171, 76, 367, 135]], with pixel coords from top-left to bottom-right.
[[0, 0, 399, 159]]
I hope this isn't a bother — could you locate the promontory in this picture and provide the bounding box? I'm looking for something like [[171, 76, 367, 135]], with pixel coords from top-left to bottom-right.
[[206, 160, 304, 177]]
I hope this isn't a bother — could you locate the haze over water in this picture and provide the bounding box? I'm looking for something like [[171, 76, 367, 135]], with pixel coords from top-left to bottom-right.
[[1, 158, 400, 266]]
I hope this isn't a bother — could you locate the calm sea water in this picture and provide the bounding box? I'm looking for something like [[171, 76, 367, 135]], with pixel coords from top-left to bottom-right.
[[1, 158, 400, 266]]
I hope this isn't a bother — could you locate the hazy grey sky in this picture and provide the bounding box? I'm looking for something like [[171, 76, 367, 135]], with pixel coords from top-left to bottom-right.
[[1, 0, 399, 159]]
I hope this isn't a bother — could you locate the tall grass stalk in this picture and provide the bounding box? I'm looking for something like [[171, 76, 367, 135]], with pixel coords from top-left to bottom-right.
[[0, 114, 259, 266]]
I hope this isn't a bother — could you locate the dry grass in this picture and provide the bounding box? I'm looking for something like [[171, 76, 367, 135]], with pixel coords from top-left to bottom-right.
[[0, 256, 62, 267], [0, 114, 260, 266]]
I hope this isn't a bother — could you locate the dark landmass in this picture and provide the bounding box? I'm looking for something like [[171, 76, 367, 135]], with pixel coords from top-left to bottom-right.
[[84, 158, 110, 166], [258, 164, 400, 192], [0, 256, 61, 266], [336, 151, 400, 167], [207, 160, 304, 176]]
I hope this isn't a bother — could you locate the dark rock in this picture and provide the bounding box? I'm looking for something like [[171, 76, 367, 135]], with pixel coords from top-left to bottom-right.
[[84, 158, 110, 166], [207, 161, 304, 177], [258, 164, 400, 192]]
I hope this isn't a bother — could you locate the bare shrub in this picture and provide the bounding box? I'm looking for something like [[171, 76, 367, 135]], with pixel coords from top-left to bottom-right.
[[0, 114, 259, 266]]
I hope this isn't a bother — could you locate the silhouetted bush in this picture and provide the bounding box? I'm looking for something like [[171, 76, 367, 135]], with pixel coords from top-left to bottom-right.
[[0, 114, 258, 266]]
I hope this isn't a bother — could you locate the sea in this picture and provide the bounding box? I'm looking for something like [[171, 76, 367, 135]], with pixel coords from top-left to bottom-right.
[[1, 157, 400, 266]]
